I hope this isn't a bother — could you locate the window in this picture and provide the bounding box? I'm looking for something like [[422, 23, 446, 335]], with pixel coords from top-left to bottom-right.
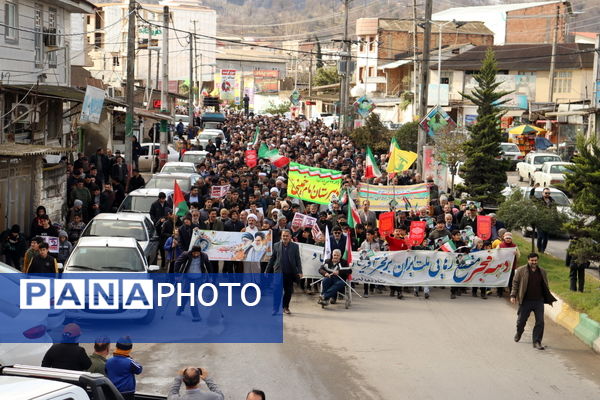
[[369, 37, 375, 52], [112, 56, 120, 67], [368, 66, 374, 77], [47, 7, 57, 68], [34, 4, 43, 67], [517, 71, 535, 76], [4, 0, 18, 42], [86, 15, 91, 25], [553, 71, 572, 93], [359, 39, 364, 53], [358, 67, 365, 83], [440, 71, 452, 86]]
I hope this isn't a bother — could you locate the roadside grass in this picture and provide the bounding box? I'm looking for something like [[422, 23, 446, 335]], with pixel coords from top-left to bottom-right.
[[513, 235, 600, 322]]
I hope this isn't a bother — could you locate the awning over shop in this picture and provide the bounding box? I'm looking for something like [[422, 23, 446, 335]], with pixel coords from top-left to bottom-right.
[[378, 59, 412, 70], [134, 107, 174, 122], [2, 84, 126, 107], [545, 110, 589, 117], [503, 109, 525, 117], [0, 143, 73, 157]]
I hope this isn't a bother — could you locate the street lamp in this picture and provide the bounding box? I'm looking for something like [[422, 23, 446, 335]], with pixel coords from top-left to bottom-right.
[[420, 19, 466, 107]]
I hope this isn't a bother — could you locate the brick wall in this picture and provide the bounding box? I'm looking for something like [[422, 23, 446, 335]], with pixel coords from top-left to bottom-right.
[[506, 3, 568, 44], [377, 31, 493, 63]]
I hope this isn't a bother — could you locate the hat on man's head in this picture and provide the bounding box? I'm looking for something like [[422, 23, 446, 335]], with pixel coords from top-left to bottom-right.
[[116, 336, 133, 351], [63, 323, 81, 338]]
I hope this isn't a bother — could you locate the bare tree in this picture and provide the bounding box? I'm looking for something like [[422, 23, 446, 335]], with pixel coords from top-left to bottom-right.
[[433, 128, 469, 195]]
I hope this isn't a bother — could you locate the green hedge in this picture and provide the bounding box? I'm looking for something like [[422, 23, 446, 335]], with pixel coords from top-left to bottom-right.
[[513, 235, 600, 322]]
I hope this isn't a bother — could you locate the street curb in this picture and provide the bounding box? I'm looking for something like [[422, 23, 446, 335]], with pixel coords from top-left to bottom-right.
[[544, 292, 600, 354], [556, 303, 580, 333], [574, 314, 600, 347], [545, 292, 563, 322]]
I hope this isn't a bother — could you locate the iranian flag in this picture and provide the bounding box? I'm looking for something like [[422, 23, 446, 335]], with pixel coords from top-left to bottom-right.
[[249, 126, 260, 147], [173, 181, 189, 217], [440, 240, 457, 252], [258, 143, 290, 168], [343, 230, 353, 265], [364, 146, 382, 179], [347, 196, 361, 229]]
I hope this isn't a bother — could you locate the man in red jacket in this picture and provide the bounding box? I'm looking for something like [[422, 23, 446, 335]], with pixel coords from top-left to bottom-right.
[[386, 227, 409, 299]]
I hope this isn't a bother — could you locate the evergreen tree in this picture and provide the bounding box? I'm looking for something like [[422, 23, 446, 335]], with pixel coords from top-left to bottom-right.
[[315, 36, 324, 69], [349, 113, 389, 152], [560, 136, 600, 263], [460, 48, 511, 205]]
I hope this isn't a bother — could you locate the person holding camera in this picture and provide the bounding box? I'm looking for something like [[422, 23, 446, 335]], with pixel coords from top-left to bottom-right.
[[167, 367, 224, 400]]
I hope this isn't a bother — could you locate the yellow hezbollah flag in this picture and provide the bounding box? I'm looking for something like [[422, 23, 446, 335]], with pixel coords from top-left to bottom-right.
[[387, 138, 418, 172]]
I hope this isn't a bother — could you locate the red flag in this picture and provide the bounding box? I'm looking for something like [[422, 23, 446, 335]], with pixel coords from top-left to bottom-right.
[[378, 211, 395, 237], [477, 215, 492, 240], [407, 220, 427, 247], [245, 149, 257, 168]]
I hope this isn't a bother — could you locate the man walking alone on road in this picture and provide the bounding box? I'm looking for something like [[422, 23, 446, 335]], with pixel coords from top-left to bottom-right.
[[511, 253, 557, 350], [266, 229, 302, 315]]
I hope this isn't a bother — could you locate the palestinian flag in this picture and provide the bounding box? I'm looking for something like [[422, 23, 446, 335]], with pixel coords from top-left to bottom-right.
[[343, 230, 353, 265], [258, 143, 290, 168], [440, 240, 457, 252], [249, 126, 260, 147], [347, 196, 361, 229], [364, 146, 382, 179], [173, 181, 188, 217]]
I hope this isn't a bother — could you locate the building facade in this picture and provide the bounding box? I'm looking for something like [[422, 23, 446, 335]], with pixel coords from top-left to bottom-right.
[[85, 0, 216, 90]]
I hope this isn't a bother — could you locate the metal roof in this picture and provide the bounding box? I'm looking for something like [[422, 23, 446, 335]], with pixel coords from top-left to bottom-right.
[[0, 144, 72, 157], [2, 84, 126, 106], [378, 19, 493, 35], [440, 43, 594, 71]]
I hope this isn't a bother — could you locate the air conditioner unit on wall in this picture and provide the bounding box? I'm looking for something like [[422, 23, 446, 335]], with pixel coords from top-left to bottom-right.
[[12, 103, 40, 124], [43, 27, 62, 49]]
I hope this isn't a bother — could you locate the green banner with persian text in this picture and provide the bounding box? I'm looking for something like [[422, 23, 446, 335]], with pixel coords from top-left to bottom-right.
[[287, 162, 342, 205]]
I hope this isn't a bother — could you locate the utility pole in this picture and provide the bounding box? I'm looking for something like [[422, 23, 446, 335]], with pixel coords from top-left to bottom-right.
[[192, 20, 198, 109], [145, 25, 152, 107], [189, 32, 194, 127], [588, 34, 600, 141], [412, 0, 419, 119], [159, 6, 169, 169], [342, 0, 351, 131], [548, 4, 560, 102], [417, 0, 432, 174], [308, 48, 313, 119], [125, 0, 136, 176]]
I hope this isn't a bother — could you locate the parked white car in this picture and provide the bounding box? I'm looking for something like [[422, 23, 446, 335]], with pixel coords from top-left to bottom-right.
[[80, 213, 160, 263], [138, 143, 180, 171], [516, 152, 562, 183], [145, 172, 201, 192], [62, 237, 159, 323], [499, 142, 524, 170], [532, 162, 574, 187], [181, 150, 209, 165], [193, 129, 225, 149], [0, 263, 60, 366], [160, 161, 196, 174], [117, 188, 173, 216]]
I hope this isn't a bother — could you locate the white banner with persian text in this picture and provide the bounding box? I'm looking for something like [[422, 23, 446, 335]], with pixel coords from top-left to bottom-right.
[[298, 243, 516, 287], [190, 229, 272, 262]]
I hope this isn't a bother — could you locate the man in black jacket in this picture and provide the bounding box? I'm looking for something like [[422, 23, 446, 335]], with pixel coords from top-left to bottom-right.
[[174, 246, 211, 322], [150, 192, 169, 224], [318, 249, 351, 307], [41, 323, 92, 370], [24, 242, 58, 274], [266, 230, 303, 315]]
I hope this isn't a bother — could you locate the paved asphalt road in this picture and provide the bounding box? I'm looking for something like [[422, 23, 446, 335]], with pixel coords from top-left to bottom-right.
[[129, 291, 600, 399]]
